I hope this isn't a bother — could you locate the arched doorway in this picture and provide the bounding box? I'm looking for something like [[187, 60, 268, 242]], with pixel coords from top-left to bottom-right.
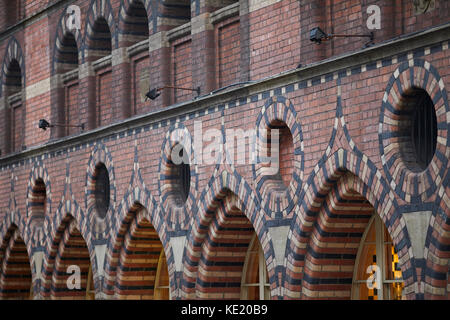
[[190, 190, 269, 300], [50, 218, 92, 300], [240, 234, 270, 299], [300, 172, 404, 300], [352, 214, 404, 300], [114, 203, 170, 299]]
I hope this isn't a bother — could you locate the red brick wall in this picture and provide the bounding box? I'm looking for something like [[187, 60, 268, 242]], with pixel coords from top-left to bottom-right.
[[23, 15, 50, 148], [131, 54, 150, 115], [24, 0, 45, 17], [66, 82, 79, 136], [97, 69, 113, 127], [217, 17, 240, 88], [172, 37, 193, 103], [249, 0, 301, 81], [12, 101, 23, 152]]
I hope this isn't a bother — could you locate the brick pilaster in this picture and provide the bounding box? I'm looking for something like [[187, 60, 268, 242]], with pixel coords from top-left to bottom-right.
[[49, 74, 65, 139], [191, 13, 216, 94], [112, 48, 131, 121], [78, 62, 96, 131]]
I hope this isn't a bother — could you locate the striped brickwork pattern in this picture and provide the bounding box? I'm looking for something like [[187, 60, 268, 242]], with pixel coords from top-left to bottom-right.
[[25, 162, 52, 248], [182, 168, 276, 299], [301, 173, 374, 299], [82, 0, 117, 62], [0, 226, 31, 299], [48, 218, 90, 299], [0, 37, 25, 97], [52, 10, 82, 75]]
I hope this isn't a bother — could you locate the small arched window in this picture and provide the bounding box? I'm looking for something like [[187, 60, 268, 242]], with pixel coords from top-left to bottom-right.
[[241, 234, 270, 300]]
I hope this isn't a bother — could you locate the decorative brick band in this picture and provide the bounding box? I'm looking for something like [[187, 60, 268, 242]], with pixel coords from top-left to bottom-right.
[[379, 58, 449, 203], [253, 95, 304, 219]]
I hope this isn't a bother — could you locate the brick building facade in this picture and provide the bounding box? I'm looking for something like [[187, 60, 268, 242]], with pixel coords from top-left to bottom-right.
[[0, 0, 448, 300]]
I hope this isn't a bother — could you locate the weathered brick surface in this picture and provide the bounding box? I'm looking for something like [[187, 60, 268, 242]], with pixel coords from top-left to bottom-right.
[[0, 0, 448, 300]]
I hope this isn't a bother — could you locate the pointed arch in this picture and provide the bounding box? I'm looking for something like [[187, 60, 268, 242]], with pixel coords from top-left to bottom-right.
[[104, 186, 172, 299], [0, 210, 32, 300], [118, 0, 150, 46], [0, 36, 26, 154], [285, 149, 415, 299], [52, 6, 82, 75], [0, 37, 25, 98], [82, 0, 118, 63], [42, 197, 94, 299], [182, 168, 275, 299]]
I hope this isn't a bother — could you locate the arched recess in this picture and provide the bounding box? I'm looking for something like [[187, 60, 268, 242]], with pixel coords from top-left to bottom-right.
[[0, 225, 32, 299], [82, 0, 117, 63], [45, 215, 92, 300], [51, 7, 82, 138], [182, 169, 274, 300], [118, 0, 150, 47], [285, 149, 415, 299], [104, 187, 171, 299], [0, 37, 26, 155], [352, 214, 404, 300]]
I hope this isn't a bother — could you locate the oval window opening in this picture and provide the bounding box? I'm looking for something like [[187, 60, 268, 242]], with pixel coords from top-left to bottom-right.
[[94, 163, 110, 219], [170, 145, 191, 206], [398, 87, 437, 172], [267, 120, 294, 189]]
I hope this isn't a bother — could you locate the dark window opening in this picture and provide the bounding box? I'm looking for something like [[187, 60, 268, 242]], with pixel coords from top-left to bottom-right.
[[5, 59, 22, 94], [94, 163, 110, 219], [90, 18, 112, 58], [399, 87, 437, 171], [169, 145, 191, 206], [58, 33, 79, 72], [123, 1, 149, 39], [267, 120, 294, 189]]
